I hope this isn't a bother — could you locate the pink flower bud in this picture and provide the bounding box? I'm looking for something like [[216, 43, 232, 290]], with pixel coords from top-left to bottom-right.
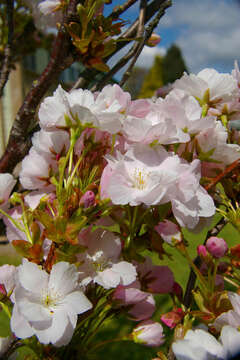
[[161, 308, 184, 329], [79, 191, 95, 208], [206, 237, 228, 258], [132, 320, 165, 347], [146, 33, 161, 47], [197, 245, 207, 257]]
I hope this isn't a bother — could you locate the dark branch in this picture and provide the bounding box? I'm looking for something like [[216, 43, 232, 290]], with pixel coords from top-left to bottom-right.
[[109, 0, 138, 20], [0, 0, 79, 173], [0, 0, 14, 97], [93, 0, 171, 91], [72, 0, 171, 91]]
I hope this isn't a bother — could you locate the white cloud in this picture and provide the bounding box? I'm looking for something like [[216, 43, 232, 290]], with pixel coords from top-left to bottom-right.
[[159, 0, 240, 73], [135, 45, 166, 68]]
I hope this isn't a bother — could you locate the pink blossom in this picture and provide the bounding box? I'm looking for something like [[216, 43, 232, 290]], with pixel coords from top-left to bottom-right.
[[155, 220, 182, 245], [196, 122, 240, 166], [197, 245, 208, 257], [113, 282, 148, 305], [128, 294, 156, 321], [79, 191, 96, 208], [39, 85, 98, 130], [11, 260, 92, 346], [206, 237, 228, 258], [174, 68, 239, 105], [167, 159, 215, 229], [132, 320, 164, 347], [19, 148, 55, 190], [78, 221, 137, 289], [0, 264, 16, 295], [213, 292, 240, 331], [0, 173, 16, 211], [137, 257, 174, 294], [161, 308, 184, 329], [101, 144, 181, 206], [93, 84, 131, 133]]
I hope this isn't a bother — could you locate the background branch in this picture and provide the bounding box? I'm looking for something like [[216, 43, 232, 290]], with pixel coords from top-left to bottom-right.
[[72, 0, 171, 91], [0, 0, 79, 174], [0, 0, 14, 97]]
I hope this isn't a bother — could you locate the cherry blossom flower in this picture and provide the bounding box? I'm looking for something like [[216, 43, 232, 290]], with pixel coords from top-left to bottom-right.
[[24, 0, 63, 32], [0, 264, 16, 295], [93, 84, 131, 134], [132, 320, 164, 347], [32, 129, 70, 158], [137, 257, 174, 294], [155, 220, 182, 245], [163, 88, 216, 136], [167, 159, 215, 229], [172, 328, 225, 360], [19, 148, 55, 190], [0, 173, 16, 211], [196, 122, 240, 166], [11, 260, 92, 346], [128, 294, 155, 321], [39, 85, 98, 130], [173, 68, 239, 106], [101, 144, 181, 206], [78, 222, 137, 289], [213, 292, 240, 331], [172, 326, 240, 360]]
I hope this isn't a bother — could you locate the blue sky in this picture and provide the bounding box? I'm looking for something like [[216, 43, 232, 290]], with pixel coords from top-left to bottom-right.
[[105, 0, 240, 76]]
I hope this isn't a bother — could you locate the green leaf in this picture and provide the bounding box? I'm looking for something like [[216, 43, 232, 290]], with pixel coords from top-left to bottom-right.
[[0, 306, 11, 337]]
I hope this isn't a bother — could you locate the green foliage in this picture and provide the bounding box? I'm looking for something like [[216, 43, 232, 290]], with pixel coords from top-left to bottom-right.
[[162, 44, 188, 85], [124, 67, 148, 99], [138, 44, 188, 99], [138, 55, 164, 98], [0, 306, 11, 337]]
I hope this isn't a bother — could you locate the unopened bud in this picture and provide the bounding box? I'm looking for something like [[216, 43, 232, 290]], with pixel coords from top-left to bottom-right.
[[147, 33, 161, 47], [79, 191, 95, 208], [132, 320, 165, 347], [206, 237, 228, 258]]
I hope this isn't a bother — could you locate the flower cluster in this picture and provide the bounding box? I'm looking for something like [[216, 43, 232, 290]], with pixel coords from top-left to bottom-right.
[[0, 64, 240, 359]]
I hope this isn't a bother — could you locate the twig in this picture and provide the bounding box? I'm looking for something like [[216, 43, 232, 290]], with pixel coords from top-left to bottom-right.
[[120, 0, 169, 86], [92, 0, 171, 91], [183, 217, 227, 308], [0, 0, 14, 98], [0, 0, 79, 174], [119, 0, 147, 86], [109, 0, 138, 20], [205, 159, 240, 191], [71, 0, 170, 91]]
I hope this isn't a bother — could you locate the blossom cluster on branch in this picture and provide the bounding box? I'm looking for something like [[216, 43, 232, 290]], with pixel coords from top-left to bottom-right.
[[0, 60, 240, 360]]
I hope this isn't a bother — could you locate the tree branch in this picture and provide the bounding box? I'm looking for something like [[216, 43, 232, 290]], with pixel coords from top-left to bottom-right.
[[109, 0, 138, 20], [72, 0, 171, 91], [119, 0, 147, 86], [0, 0, 14, 98], [0, 0, 79, 174], [91, 0, 171, 91]]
